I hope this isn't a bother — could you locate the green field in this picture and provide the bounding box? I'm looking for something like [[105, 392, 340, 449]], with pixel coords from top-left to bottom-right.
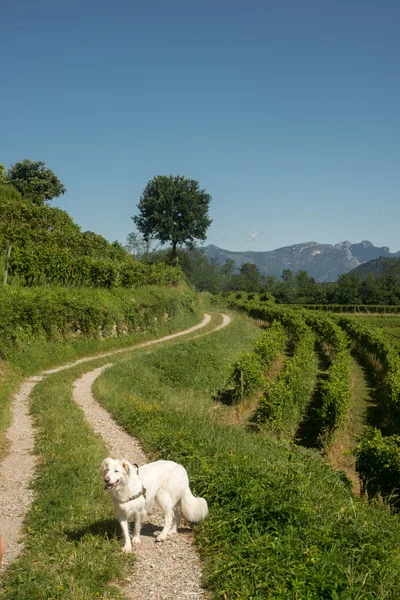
[[3, 292, 400, 599]]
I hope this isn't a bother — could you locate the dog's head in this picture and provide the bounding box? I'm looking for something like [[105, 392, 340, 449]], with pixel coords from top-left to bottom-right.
[[101, 457, 138, 492]]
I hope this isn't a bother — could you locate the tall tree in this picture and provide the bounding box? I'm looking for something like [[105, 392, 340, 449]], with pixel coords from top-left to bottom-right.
[[133, 175, 212, 258], [230, 262, 264, 293], [7, 159, 66, 205], [125, 229, 159, 262]]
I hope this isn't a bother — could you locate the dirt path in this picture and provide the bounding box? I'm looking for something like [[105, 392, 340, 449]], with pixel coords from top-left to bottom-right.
[[0, 377, 42, 568], [72, 313, 231, 599], [74, 366, 205, 599], [0, 313, 229, 574]]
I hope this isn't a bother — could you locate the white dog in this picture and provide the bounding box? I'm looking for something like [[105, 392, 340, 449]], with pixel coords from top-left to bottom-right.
[[102, 457, 208, 552]]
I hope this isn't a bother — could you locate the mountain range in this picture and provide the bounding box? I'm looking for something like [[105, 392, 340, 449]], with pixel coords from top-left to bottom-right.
[[204, 241, 400, 282]]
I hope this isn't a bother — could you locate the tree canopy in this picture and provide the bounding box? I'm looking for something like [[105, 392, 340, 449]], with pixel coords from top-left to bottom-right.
[[7, 159, 66, 205], [133, 175, 212, 257]]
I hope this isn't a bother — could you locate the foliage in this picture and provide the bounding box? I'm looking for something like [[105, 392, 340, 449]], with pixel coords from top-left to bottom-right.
[[222, 321, 286, 404], [6, 158, 66, 205], [228, 295, 353, 443], [92, 322, 400, 599], [0, 285, 198, 365], [174, 247, 223, 294], [0, 182, 22, 202], [290, 304, 400, 313], [0, 192, 185, 288], [0, 165, 7, 184], [133, 175, 212, 257], [229, 352, 265, 402], [254, 321, 286, 365], [257, 326, 317, 437], [338, 316, 400, 429], [230, 262, 264, 292], [305, 312, 351, 441], [220, 263, 400, 306], [226, 296, 318, 436], [354, 427, 400, 503], [125, 230, 159, 262], [336, 317, 400, 502]]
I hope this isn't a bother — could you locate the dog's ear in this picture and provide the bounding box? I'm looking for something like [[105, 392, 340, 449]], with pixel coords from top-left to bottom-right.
[[121, 460, 131, 474], [101, 457, 112, 471]]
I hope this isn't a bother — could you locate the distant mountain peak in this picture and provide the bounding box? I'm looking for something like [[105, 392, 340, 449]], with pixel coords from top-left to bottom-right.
[[204, 240, 400, 282]]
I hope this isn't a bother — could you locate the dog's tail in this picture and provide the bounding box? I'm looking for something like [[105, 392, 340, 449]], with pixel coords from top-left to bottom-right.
[[181, 487, 208, 523]]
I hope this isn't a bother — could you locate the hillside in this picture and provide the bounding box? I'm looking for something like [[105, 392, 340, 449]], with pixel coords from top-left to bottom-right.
[[349, 256, 400, 279], [204, 240, 400, 282]]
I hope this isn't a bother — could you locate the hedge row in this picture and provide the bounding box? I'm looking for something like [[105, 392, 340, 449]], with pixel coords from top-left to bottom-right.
[[294, 304, 400, 313], [5, 247, 185, 288], [257, 326, 317, 438], [229, 297, 354, 443], [0, 285, 198, 361], [227, 321, 287, 403], [336, 317, 400, 502], [305, 313, 351, 442], [228, 294, 400, 313], [228, 298, 318, 437], [338, 317, 400, 427], [355, 427, 400, 504]]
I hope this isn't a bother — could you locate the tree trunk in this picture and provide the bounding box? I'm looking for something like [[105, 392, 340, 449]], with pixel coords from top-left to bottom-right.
[[171, 240, 177, 260]]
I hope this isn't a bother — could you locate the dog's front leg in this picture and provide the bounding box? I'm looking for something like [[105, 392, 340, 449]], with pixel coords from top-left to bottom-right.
[[132, 511, 142, 544], [119, 518, 132, 553]]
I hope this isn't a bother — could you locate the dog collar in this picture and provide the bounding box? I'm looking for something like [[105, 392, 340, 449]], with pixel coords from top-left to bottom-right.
[[125, 484, 147, 503]]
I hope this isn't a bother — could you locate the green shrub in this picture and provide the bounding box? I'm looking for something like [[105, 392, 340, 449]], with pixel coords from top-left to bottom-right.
[[253, 321, 286, 365], [0, 285, 198, 362], [355, 427, 400, 503], [229, 352, 265, 402], [257, 328, 317, 437], [338, 317, 400, 428], [223, 321, 287, 404]]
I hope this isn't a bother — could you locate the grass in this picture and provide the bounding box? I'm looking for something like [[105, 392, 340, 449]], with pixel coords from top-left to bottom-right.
[[0, 312, 259, 599], [1, 366, 130, 600], [0, 308, 201, 463], [4, 304, 400, 598], [92, 315, 400, 599], [325, 355, 372, 494]]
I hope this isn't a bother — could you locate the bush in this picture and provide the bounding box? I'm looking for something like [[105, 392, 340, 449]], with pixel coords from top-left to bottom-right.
[[224, 322, 287, 404], [0, 285, 198, 361], [257, 328, 317, 437], [355, 427, 400, 503], [229, 353, 265, 403]]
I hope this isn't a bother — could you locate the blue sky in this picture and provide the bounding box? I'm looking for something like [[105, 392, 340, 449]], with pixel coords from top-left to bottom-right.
[[1, 0, 399, 253]]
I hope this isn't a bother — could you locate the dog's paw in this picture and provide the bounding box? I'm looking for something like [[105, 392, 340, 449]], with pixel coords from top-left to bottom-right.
[[155, 534, 167, 542], [122, 546, 132, 553], [132, 537, 141, 545]]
